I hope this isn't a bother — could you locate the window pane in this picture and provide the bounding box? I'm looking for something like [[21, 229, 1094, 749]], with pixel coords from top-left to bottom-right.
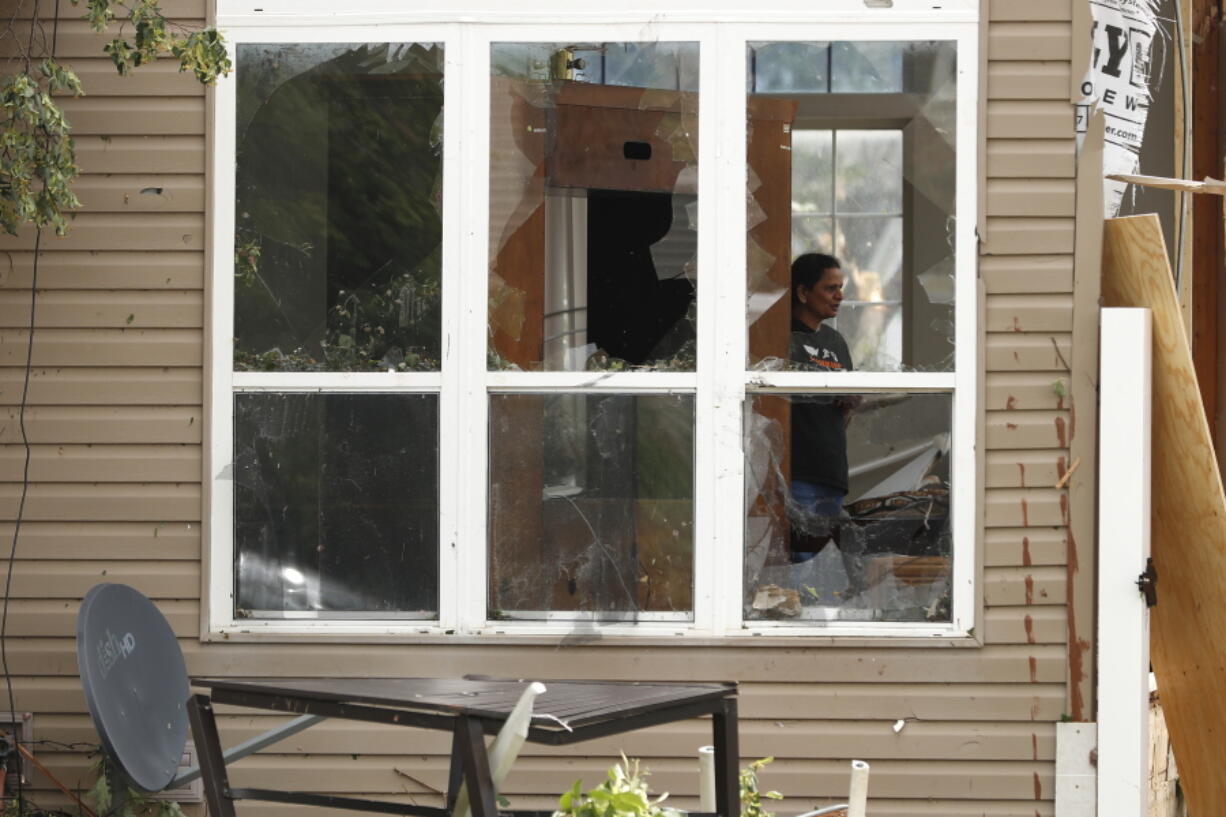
[[488, 393, 694, 619], [835, 131, 903, 214], [836, 215, 903, 302], [744, 392, 952, 623], [746, 41, 957, 372], [791, 130, 833, 215], [234, 393, 439, 617], [489, 42, 699, 372], [234, 43, 444, 372], [749, 42, 830, 93], [831, 42, 903, 93]]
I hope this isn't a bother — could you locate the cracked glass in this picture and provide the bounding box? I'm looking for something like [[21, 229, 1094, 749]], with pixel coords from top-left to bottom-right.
[[233, 43, 444, 372], [488, 393, 694, 619], [233, 393, 439, 618], [488, 42, 699, 372], [744, 392, 952, 623], [746, 40, 958, 373]]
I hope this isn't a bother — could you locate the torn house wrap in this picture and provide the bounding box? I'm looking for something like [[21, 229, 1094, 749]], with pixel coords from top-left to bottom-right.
[[1077, 0, 1161, 217]]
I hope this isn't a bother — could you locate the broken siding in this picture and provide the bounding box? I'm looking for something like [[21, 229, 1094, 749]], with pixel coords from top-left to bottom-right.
[[0, 2, 1077, 815]]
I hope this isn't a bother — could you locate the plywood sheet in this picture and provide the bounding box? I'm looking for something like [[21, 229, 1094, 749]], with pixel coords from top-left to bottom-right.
[[1101, 213, 1226, 817]]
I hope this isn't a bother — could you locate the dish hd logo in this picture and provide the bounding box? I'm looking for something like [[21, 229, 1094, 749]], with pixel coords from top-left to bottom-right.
[[96, 629, 137, 679]]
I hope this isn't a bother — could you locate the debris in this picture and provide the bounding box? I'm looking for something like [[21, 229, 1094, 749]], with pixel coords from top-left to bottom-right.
[[752, 584, 801, 617], [1055, 456, 1081, 490]]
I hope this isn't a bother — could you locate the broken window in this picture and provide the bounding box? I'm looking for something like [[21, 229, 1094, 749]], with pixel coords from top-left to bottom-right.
[[233, 43, 444, 372], [746, 40, 958, 373], [488, 42, 699, 372], [744, 393, 952, 622], [209, 13, 977, 637], [234, 393, 439, 617], [488, 393, 694, 619]]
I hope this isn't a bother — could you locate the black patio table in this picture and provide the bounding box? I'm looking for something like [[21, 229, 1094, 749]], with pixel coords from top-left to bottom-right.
[[187, 676, 739, 817]]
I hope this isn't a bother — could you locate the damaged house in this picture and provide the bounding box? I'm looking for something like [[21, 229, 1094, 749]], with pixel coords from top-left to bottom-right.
[[6, 0, 1213, 813]]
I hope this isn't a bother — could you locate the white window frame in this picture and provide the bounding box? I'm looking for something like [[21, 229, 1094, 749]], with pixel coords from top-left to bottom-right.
[[204, 0, 978, 641]]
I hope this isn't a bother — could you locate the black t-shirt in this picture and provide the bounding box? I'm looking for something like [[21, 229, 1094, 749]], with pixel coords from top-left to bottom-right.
[[788, 319, 854, 493]]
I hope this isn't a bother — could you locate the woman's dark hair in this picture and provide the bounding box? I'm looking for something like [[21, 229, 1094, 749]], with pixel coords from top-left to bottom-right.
[[791, 253, 842, 303]]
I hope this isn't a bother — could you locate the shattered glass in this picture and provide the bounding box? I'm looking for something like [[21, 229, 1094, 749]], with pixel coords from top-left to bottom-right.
[[488, 42, 699, 372], [746, 41, 958, 373], [233, 393, 439, 617], [233, 43, 444, 372], [488, 393, 694, 619], [743, 392, 952, 623]]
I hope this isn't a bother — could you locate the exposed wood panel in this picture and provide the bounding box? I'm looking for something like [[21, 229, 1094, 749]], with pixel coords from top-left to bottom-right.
[[0, 444, 201, 482], [986, 180, 1076, 217], [0, 483, 200, 521], [980, 255, 1073, 294], [986, 102, 1072, 140], [0, 521, 198, 560], [72, 176, 205, 213], [987, 23, 1072, 60], [987, 62, 1071, 100], [0, 368, 202, 406], [983, 566, 1067, 607], [0, 329, 202, 367], [988, 0, 1072, 22], [984, 607, 1067, 644], [57, 98, 204, 135], [1102, 214, 1226, 815], [4, 640, 1068, 683], [985, 528, 1068, 568], [985, 333, 1073, 372], [987, 140, 1075, 178], [75, 136, 205, 174], [983, 218, 1075, 255], [0, 214, 205, 252], [0, 560, 199, 599], [0, 406, 202, 444], [0, 252, 203, 290], [0, 291, 201, 329], [985, 372, 1071, 411], [986, 450, 1068, 488], [985, 489, 1067, 528], [985, 410, 1071, 449], [985, 294, 1073, 332]]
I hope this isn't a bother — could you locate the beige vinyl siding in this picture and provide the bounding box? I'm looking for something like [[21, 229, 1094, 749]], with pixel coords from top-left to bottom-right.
[[0, 2, 1083, 815]]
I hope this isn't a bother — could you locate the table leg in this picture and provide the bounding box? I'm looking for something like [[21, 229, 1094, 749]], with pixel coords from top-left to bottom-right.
[[445, 725, 466, 810], [712, 698, 740, 817], [187, 694, 237, 817], [455, 715, 500, 817]]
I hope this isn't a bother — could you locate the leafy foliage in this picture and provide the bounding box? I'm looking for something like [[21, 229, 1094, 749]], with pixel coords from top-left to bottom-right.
[[739, 757, 783, 817], [0, 60, 82, 234], [86, 755, 187, 817], [554, 756, 682, 817], [0, 0, 230, 237], [553, 756, 784, 817]]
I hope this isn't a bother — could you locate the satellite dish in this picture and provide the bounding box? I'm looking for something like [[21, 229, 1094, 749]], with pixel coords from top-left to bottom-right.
[[76, 583, 189, 793]]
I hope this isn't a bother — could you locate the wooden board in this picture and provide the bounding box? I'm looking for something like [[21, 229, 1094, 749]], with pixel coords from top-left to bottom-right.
[[1101, 213, 1226, 817]]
